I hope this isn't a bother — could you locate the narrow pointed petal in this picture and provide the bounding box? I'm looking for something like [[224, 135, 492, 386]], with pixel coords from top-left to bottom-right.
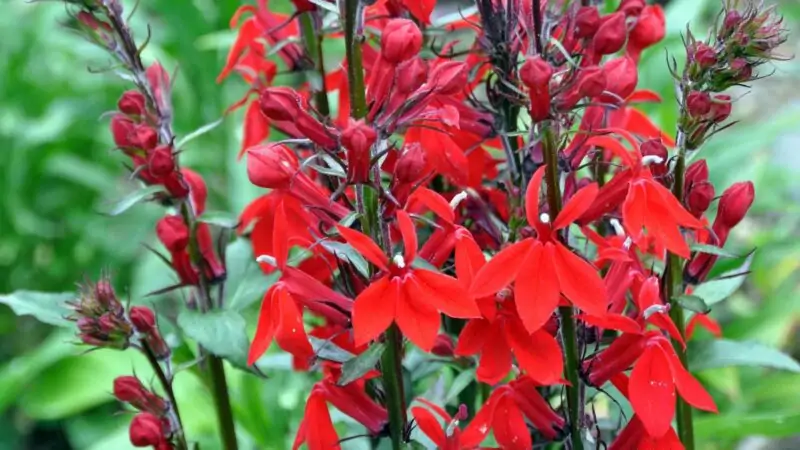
[[336, 224, 389, 271], [608, 416, 645, 450], [410, 407, 447, 447], [415, 269, 480, 318], [506, 318, 563, 385], [454, 319, 491, 356], [493, 393, 533, 450], [553, 243, 607, 317], [655, 339, 718, 412], [273, 202, 289, 269], [622, 183, 648, 240], [476, 323, 513, 384], [410, 187, 456, 224], [515, 243, 560, 333], [686, 313, 722, 339], [577, 313, 642, 334], [525, 165, 547, 226], [470, 240, 533, 298], [415, 398, 453, 422], [396, 209, 418, 263], [303, 391, 341, 450], [554, 183, 599, 230], [462, 391, 499, 446], [454, 232, 485, 287], [274, 288, 314, 364], [351, 277, 395, 347], [248, 287, 279, 365], [397, 279, 441, 351], [629, 344, 676, 438], [649, 180, 704, 229]]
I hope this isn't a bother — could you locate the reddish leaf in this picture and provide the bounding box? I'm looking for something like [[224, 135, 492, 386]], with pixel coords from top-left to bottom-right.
[[629, 344, 676, 438], [515, 243, 560, 333], [336, 224, 389, 271], [351, 277, 395, 347], [470, 239, 532, 298]]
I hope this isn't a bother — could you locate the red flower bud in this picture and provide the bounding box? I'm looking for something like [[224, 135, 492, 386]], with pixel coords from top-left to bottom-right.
[[598, 57, 638, 104], [693, 43, 717, 68], [687, 182, 715, 218], [291, 0, 316, 13], [114, 376, 147, 403], [686, 91, 712, 117], [578, 66, 607, 98], [118, 90, 147, 117], [640, 139, 668, 178], [156, 215, 189, 252], [129, 306, 156, 334], [394, 144, 428, 184], [520, 56, 553, 122], [342, 120, 377, 184], [134, 125, 159, 151], [574, 6, 601, 39], [715, 181, 754, 229], [431, 333, 454, 357], [628, 5, 665, 54], [722, 10, 743, 37], [618, 0, 645, 17], [381, 19, 423, 65], [171, 250, 199, 286], [197, 222, 227, 283], [259, 87, 303, 122], [148, 145, 175, 178], [247, 144, 298, 189], [710, 95, 732, 122], [730, 58, 752, 81], [111, 114, 138, 149], [129, 412, 165, 447], [685, 160, 710, 185], [295, 112, 339, 149], [396, 57, 428, 95], [429, 61, 468, 95], [180, 168, 208, 215], [162, 172, 190, 198], [593, 12, 627, 56]]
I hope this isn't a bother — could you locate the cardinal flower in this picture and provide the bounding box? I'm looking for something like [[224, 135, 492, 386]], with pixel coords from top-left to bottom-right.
[[336, 210, 481, 351], [411, 398, 493, 449], [470, 165, 607, 333]]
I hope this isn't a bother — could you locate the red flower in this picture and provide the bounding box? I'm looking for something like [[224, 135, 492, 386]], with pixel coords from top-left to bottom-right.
[[609, 414, 683, 450], [411, 398, 492, 449], [470, 165, 607, 332], [336, 210, 480, 351]]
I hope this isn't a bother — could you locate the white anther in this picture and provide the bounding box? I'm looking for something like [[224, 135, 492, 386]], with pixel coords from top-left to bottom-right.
[[450, 191, 469, 210], [623, 236, 633, 250], [539, 212, 551, 224], [392, 254, 406, 269], [256, 254, 277, 266], [642, 155, 665, 166], [609, 218, 626, 237]]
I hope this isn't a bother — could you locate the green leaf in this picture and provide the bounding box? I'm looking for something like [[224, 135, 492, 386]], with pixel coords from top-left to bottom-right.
[[0, 291, 74, 327], [692, 253, 753, 307], [177, 309, 251, 369], [104, 185, 165, 216], [695, 411, 800, 440], [198, 210, 239, 229], [688, 339, 800, 373], [224, 239, 278, 311], [175, 117, 224, 149], [445, 368, 476, 404], [321, 241, 370, 278], [690, 243, 741, 258], [338, 342, 386, 386], [673, 294, 710, 314], [309, 336, 355, 364]]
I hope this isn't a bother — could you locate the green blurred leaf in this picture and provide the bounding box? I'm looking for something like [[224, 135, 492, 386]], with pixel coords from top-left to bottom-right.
[[224, 239, 278, 310], [692, 254, 754, 307], [198, 210, 239, 229], [445, 369, 476, 404], [309, 336, 355, 363], [0, 291, 74, 327], [321, 241, 370, 278], [688, 339, 800, 372], [689, 243, 742, 259], [177, 309, 251, 368], [104, 185, 166, 216], [673, 294, 710, 314], [695, 411, 800, 439], [176, 117, 224, 149], [338, 342, 385, 386]]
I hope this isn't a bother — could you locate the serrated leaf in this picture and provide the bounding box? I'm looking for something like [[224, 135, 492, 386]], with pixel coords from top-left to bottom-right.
[[309, 336, 355, 364], [692, 253, 754, 306], [198, 210, 239, 229], [104, 185, 164, 216], [321, 241, 370, 278], [690, 243, 741, 258], [688, 339, 800, 373], [177, 309, 250, 369], [338, 342, 386, 386], [175, 117, 224, 149], [445, 368, 476, 404], [673, 294, 710, 314], [0, 291, 74, 327]]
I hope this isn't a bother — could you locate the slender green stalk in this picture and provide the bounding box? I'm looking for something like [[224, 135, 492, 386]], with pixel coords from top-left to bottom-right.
[[542, 127, 584, 450], [143, 343, 188, 450], [381, 325, 407, 449], [299, 12, 330, 117], [344, 0, 366, 120], [208, 354, 239, 450]]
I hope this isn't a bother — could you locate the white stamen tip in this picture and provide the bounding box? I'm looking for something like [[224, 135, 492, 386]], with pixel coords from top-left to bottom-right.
[[623, 236, 633, 250], [256, 254, 277, 266], [609, 218, 626, 237], [539, 213, 551, 224], [449, 191, 469, 210], [642, 155, 665, 166], [392, 254, 406, 269]]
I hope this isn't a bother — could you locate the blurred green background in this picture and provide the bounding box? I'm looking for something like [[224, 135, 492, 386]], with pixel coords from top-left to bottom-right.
[[1, 0, 799, 449]]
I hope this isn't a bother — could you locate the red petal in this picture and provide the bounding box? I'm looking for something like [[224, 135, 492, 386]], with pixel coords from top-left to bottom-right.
[[649, 180, 704, 229], [336, 224, 389, 271], [626, 89, 663, 104], [623, 182, 648, 242], [410, 406, 446, 446], [655, 339, 718, 413], [239, 99, 270, 159], [302, 391, 341, 450], [396, 209, 418, 263], [414, 269, 480, 319], [686, 313, 722, 340], [515, 243, 560, 332], [454, 232, 485, 287], [454, 319, 490, 356], [577, 313, 642, 334], [275, 288, 314, 363], [351, 277, 395, 347], [552, 242, 607, 317], [476, 322, 513, 384], [402, 0, 435, 24], [629, 344, 676, 438], [410, 187, 456, 224], [525, 165, 547, 226], [217, 18, 261, 83], [608, 415, 645, 450], [248, 286, 279, 365], [397, 278, 441, 351], [470, 239, 533, 298], [554, 183, 599, 230], [462, 391, 499, 445], [492, 393, 532, 450], [506, 318, 563, 385], [273, 202, 289, 269], [415, 398, 453, 422]]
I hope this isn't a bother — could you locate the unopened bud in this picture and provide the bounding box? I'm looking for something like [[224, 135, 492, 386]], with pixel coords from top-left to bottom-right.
[[259, 87, 302, 122], [692, 43, 717, 68], [148, 145, 175, 178], [598, 56, 638, 104], [687, 182, 715, 218], [578, 66, 607, 98], [342, 120, 377, 184], [428, 61, 468, 95], [394, 144, 427, 184], [686, 91, 712, 117], [618, 0, 645, 17], [431, 333, 454, 357], [640, 139, 668, 178], [593, 12, 627, 56], [574, 6, 601, 39], [156, 215, 189, 252], [129, 306, 156, 334], [628, 5, 666, 54], [129, 412, 166, 447], [715, 181, 754, 229], [520, 56, 553, 122], [381, 19, 422, 65], [396, 57, 428, 95], [247, 144, 297, 189], [709, 95, 732, 123], [118, 90, 147, 117]]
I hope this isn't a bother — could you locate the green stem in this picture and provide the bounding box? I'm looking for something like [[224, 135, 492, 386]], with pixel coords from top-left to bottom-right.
[[344, 0, 366, 120], [143, 343, 188, 450], [208, 354, 238, 450], [542, 127, 584, 450], [299, 12, 330, 117], [380, 325, 407, 449]]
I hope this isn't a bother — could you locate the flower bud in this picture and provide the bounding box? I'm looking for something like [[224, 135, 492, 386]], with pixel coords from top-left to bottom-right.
[[118, 90, 147, 117], [114, 376, 167, 414], [715, 181, 754, 229], [129, 412, 165, 447], [342, 120, 377, 184], [394, 143, 427, 184], [618, 0, 645, 17], [598, 57, 638, 104], [181, 168, 208, 215], [197, 222, 227, 283], [291, 0, 316, 13], [134, 125, 159, 151], [129, 306, 156, 334], [687, 182, 715, 218], [686, 91, 712, 117], [709, 95, 732, 122], [381, 19, 422, 65], [148, 145, 175, 178], [429, 61, 468, 95], [156, 215, 189, 252], [578, 66, 607, 98], [721, 10, 743, 38], [294, 112, 339, 149], [692, 43, 717, 69], [247, 144, 297, 189], [574, 6, 601, 39], [520, 56, 553, 122], [628, 5, 665, 54], [162, 172, 190, 199], [640, 139, 668, 178], [111, 114, 138, 149], [730, 58, 752, 82], [396, 58, 428, 95], [431, 333, 455, 357], [259, 87, 303, 122], [592, 12, 627, 56], [685, 160, 709, 186]]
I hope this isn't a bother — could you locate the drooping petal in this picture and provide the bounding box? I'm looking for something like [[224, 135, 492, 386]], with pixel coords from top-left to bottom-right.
[[410, 406, 447, 447], [554, 183, 599, 230], [525, 165, 547, 226], [577, 313, 642, 334], [247, 286, 279, 365], [396, 209, 419, 263], [492, 392, 533, 450], [455, 319, 490, 356], [470, 239, 533, 298], [410, 187, 456, 224], [608, 415, 645, 450], [336, 224, 389, 271], [649, 180, 704, 229], [552, 242, 607, 317], [655, 339, 718, 413], [274, 288, 314, 364], [351, 277, 395, 347], [629, 344, 676, 438], [686, 313, 722, 340], [454, 232, 485, 287], [414, 269, 480, 318], [476, 322, 513, 384], [299, 390, 341, 450], [515, 243, 560, 333], [273, 202, 289, 269], [622, 182, 648, 242], [505, 317, 563, 385], [462, 390, 499, 446], [509, 377, 565, 440], [239, 99, 270, 159], [397, 278, 441, 351]]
